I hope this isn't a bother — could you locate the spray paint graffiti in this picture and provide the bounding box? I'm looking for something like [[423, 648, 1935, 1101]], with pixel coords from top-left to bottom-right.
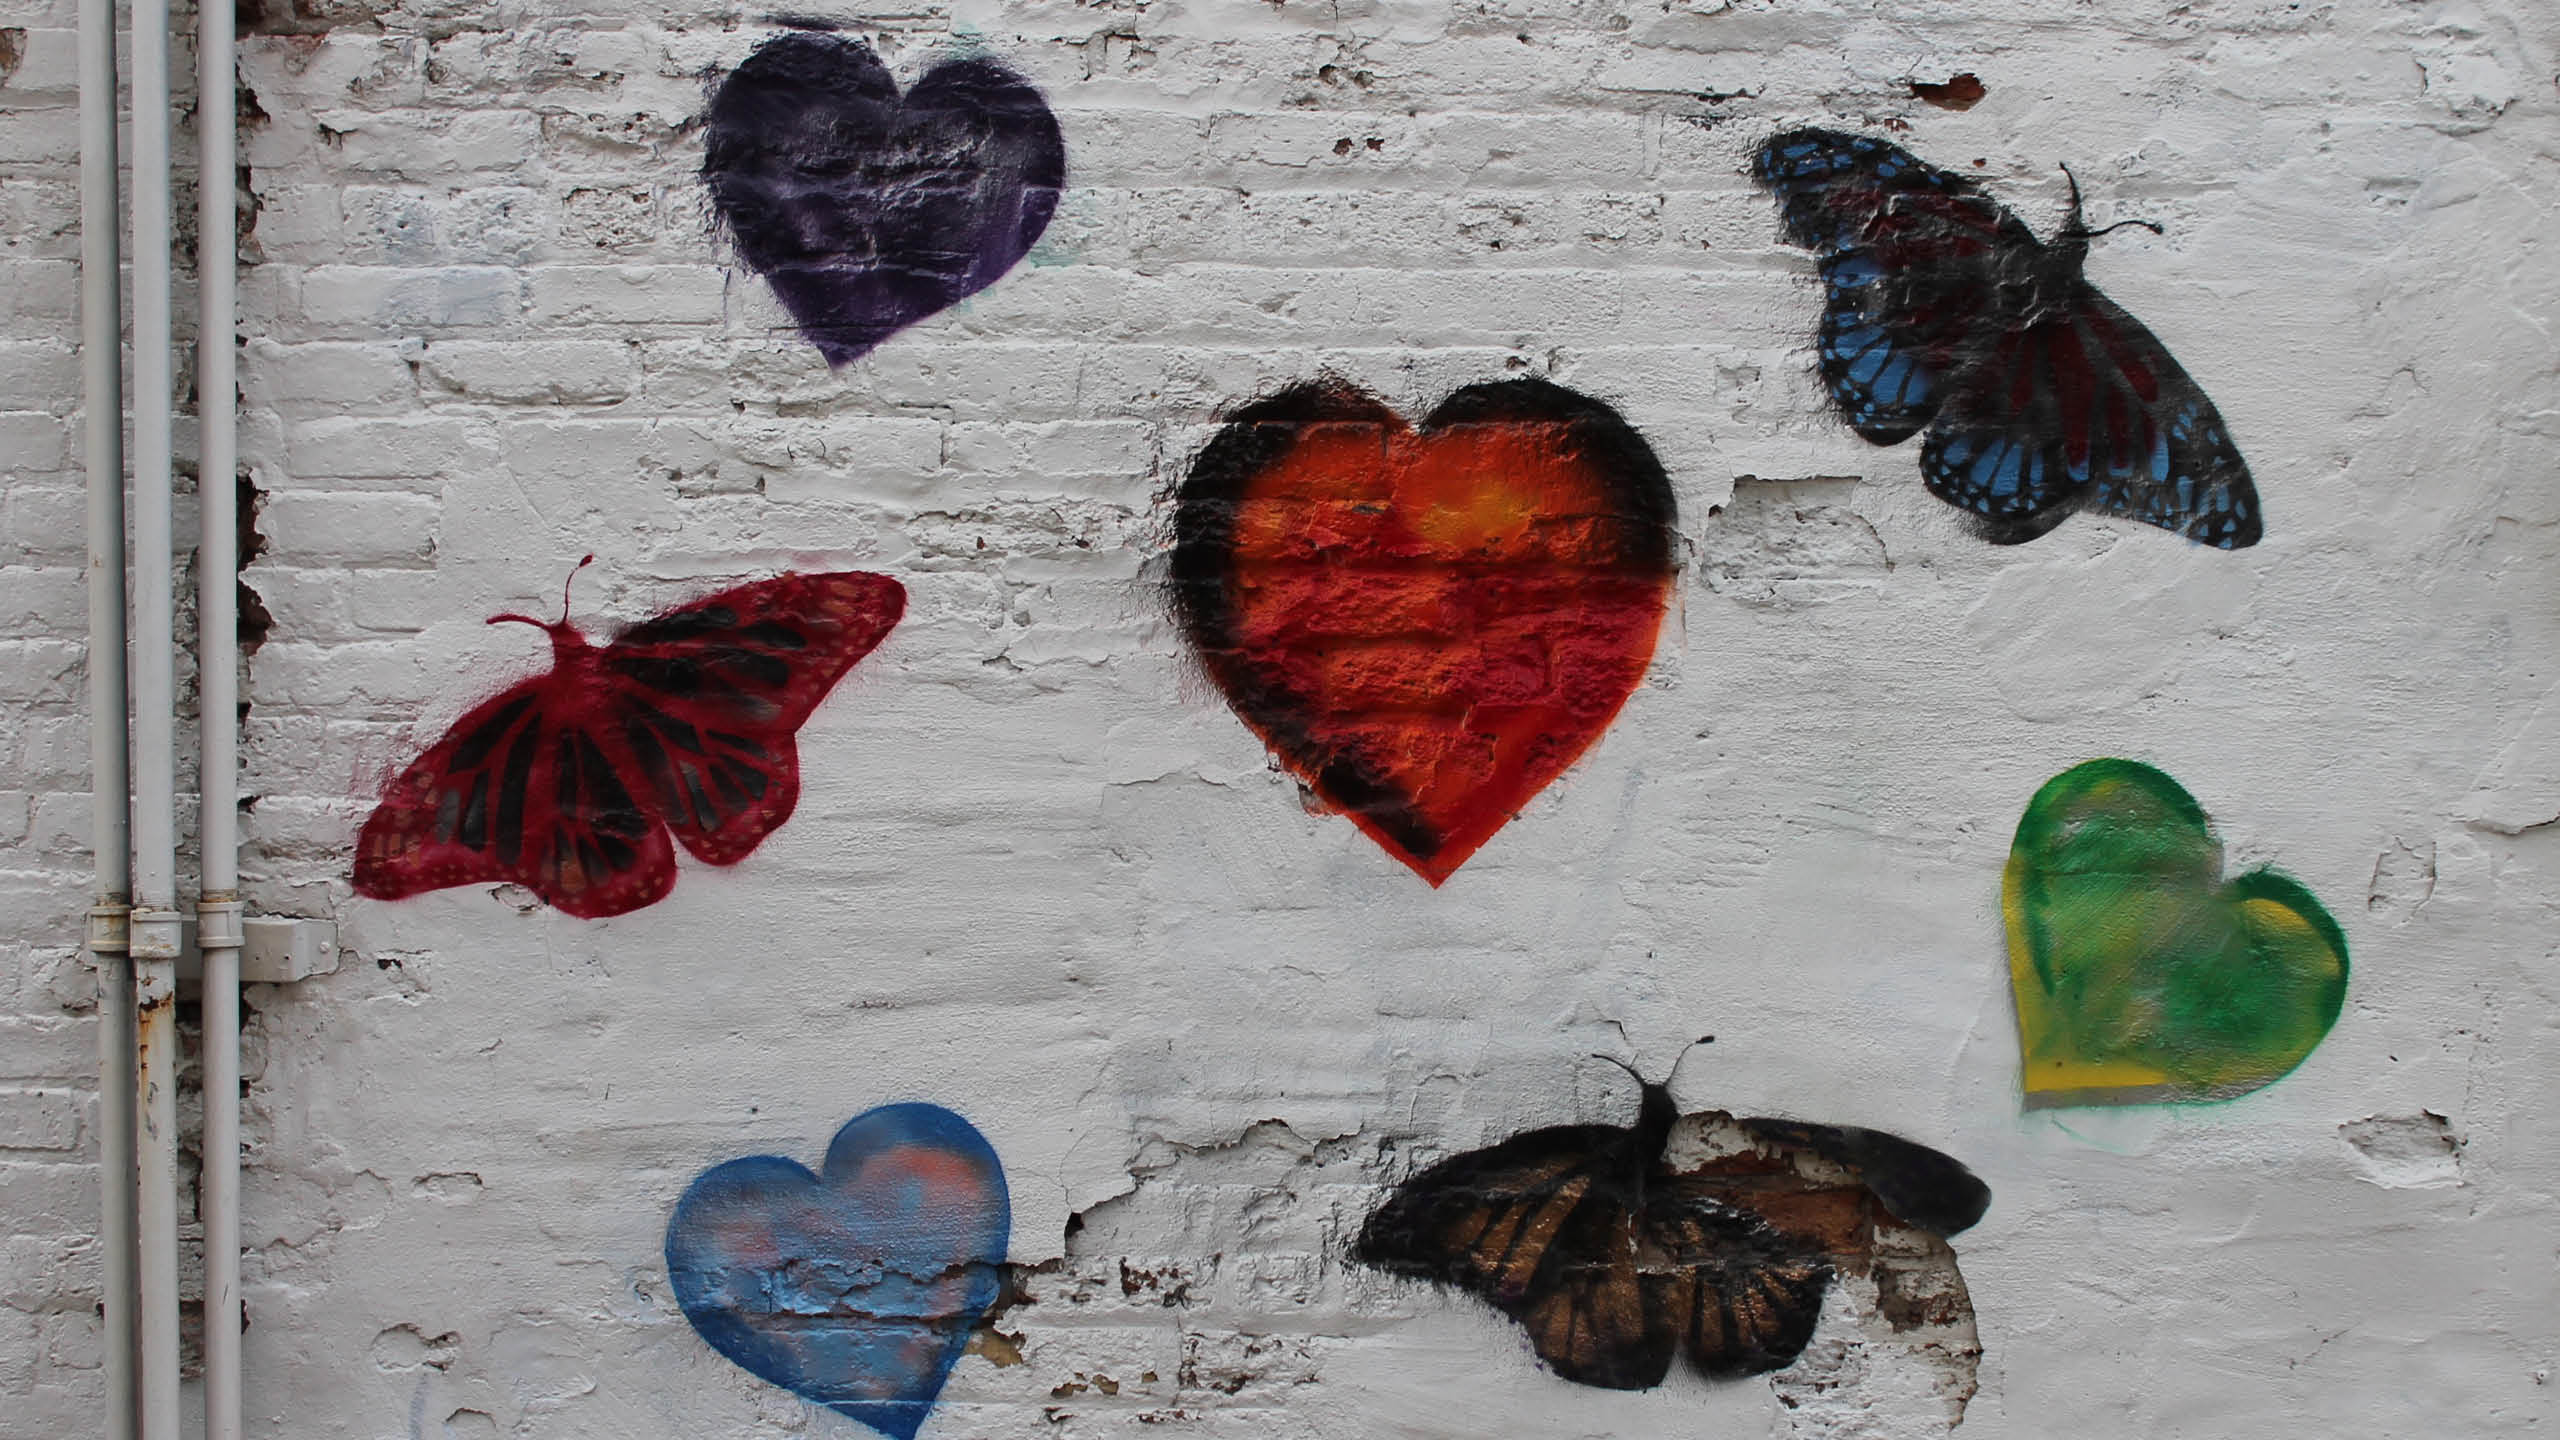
[[1753, 127, 2260, 548], [666, 1104, 1010, 1440], [352, 563, 905, 918], [1352, 1049, 1988, 1390], [702, 29, 1065, 365], [2006, 758, 2349, 1106], [1170, 377, 1678, 884]]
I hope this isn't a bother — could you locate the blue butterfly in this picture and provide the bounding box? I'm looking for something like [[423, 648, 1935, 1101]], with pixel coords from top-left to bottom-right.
[[1752, 128, 2261, 549]]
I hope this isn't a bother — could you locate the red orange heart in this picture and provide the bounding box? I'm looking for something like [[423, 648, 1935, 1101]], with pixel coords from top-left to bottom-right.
[[1172, 378, 1677, 884]]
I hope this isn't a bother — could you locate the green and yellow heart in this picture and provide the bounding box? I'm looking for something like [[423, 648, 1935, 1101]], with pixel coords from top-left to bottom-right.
[[2004, 759, 2348, 1107]]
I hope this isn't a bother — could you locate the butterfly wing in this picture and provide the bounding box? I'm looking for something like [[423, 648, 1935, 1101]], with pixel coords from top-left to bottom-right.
[[1353, 1124, 1688, 1388], [1506, 1199, 1679, 1390], [352, 676, 679, 919], [1641, 1182, 1833, 1379], [1353, 1125, 1623, 1303], [1731, 1118, 1992, 1237], [1754, 128, 2040, 445], [1918, 284, 2261, 549], [599, 572, 906, 866]]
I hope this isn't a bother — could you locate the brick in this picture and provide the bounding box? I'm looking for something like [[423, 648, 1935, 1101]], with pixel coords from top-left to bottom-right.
[[0, 871, 83, 955], [298, 266, 523, 330], [0, 180, 76, 263], [247, 639, 446, 714], [241, 185, 347, 260], [242, 340, 420, 413], [0, 566, 83, 637], [557, 185, 663, 254], [497, 416, 652, 485], [238, 30, 425, 110], [748, 416, 947, 505], [283, 416, 488, 482], [526, 265, 727, 326], [261, 491, 440, 567], [0, 106, 74, 165], [0, 261, 75, 324], [318, 107, 541, 178], [40, 1306, 100, 1370], [863, 342, 1083, 419], [0, 1231, 96, 1313], [0, 485, 81, 564], [443, 186, 547, 265], [946, 421, 1153, 489], [0, 345, 76, 411], [0, 1009, 94, 1076], [421, 340, 635, 402], [0, 1164, 88, 1233], [2, 715, 85, 791], [0, 1090, 77, 1151], [0, 1378, 112, 1440], [0, 1305, 34, 1390], [0, 28, 77, 100]]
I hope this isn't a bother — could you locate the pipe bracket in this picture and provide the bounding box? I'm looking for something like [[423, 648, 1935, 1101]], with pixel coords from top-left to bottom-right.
[[87, 903, 131, 954]]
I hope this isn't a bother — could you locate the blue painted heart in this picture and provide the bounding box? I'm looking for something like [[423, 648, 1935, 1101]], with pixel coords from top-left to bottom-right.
[[665, 1104, 1011, 1440], [703, 31, 1066, 366]]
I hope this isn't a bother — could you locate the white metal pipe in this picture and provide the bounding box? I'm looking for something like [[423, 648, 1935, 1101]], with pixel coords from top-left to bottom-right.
[[77, 0, 137, 1423], [199, 943, 240, 1438], [128, 0, 183, 1428], [196, 0, 237, 905], [196, 0, 243, 1430], [132, 958, 179, 1440]]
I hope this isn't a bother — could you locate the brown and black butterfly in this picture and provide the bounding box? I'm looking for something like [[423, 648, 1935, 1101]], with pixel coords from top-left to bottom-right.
[[1349, 1043, 1990, 1391]]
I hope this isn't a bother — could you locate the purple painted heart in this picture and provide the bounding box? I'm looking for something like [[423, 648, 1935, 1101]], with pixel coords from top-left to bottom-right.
[[703, 31, 1066, 365]]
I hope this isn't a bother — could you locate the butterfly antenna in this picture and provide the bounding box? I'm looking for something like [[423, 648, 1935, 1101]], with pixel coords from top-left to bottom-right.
[[1587, 1053, 1647, 1085], [560, 554, 596, 626], [2081, 217, 2166, 240], [2054, 164, 2165, 244], [1662, 1034, 1716, 1088]]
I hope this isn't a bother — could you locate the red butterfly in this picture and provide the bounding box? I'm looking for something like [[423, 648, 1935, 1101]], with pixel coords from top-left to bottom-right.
[[353, 560, 906, 919]]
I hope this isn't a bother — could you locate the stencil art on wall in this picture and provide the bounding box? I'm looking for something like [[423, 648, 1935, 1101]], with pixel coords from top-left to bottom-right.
[[352, 563, 904, 919], [2006, 759, 2348, 1107], [702, 29, 1065, 365], [1352, 1050, 1989, 1391], [1753, 128, 2261, 548], [666, 1104, 1010, 1440], [1170, 378, 1678, 884]]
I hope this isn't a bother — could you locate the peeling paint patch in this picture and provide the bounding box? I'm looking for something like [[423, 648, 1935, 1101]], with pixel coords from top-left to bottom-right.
[[370, 1323, 461, 1373], [1701, 475, 1891, 608], [2366, 838, 2436, 923], [1909, 73, 1987, 110], [2339, 1112, 2464, 1190]]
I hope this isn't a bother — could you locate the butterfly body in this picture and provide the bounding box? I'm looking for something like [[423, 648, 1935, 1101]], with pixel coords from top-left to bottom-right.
[[1354, 1074, 1987, 1391], [1754, 127, 2261, 548], [353, 569, 905, 919]]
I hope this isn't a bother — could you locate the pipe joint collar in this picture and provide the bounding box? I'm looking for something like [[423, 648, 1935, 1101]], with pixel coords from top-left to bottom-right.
[[86, 903, 130, 954], [196, 897, 244, 950], [128, 908, 183, 962]]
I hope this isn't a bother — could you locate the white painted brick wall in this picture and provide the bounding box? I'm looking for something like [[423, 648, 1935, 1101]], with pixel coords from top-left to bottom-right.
[[3, 0, 2558, 1435]]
